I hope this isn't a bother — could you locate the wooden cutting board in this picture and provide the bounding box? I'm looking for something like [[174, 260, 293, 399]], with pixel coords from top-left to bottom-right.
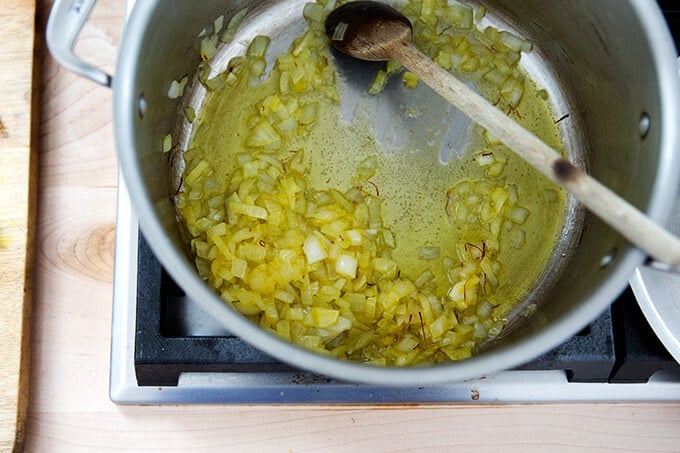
[[0, 0, 38, 451]]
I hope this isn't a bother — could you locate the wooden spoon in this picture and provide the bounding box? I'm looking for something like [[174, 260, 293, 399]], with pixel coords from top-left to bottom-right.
[[325, 1, 680, 270]]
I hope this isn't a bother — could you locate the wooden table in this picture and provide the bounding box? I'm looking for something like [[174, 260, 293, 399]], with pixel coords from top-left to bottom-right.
[[9, 1, 680, 451]]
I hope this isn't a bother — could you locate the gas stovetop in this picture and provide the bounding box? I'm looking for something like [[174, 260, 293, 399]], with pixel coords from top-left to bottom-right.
[[109, 3, 680, 404]]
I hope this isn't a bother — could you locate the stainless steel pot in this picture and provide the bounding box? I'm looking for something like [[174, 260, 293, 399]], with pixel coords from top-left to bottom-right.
[[47, 0, 680, 384]]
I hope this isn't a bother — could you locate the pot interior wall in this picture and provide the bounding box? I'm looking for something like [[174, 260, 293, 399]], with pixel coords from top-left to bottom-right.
[[123, 0, 666, 359], [476, 0, 665, 344]]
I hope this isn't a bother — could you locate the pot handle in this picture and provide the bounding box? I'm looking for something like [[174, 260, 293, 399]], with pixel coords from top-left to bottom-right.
[[46, 0, 112, 87]]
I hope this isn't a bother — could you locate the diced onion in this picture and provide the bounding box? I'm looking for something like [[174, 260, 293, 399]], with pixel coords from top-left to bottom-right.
[[184, 107, 196, 123], [475, 151, 495, 166], [417, 246, 440, 260], [511, 229, 526, 249], [386, 60, 403, 74], [214, 15, 224, 34], [475, 6, 487, 22], [335, 254, 358, 279], [168, 76, 188, 99], [498, 30, 524, 51], [221, 8, 248, 43], [232, 258, 248, 279], [508, 206, 530, 224], [477, 300, 493, 318], [544, 189, 558, 203], [246, 121, 281, 148], [247, 35, 271, 58], [368, 70, 388, 95], [303, 234, 327, 264], [402, 71, 419, 88], [303, 2, 324, 23], [206, 73, 227, 91], [486, 160, 505, 177], [162, 134, 173, 153], [473, 321, 488, 339], [229, 201, 269, 219], [200, 36, 218, 61]]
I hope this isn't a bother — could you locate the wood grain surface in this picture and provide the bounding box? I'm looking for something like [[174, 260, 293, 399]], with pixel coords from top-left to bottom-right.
[[19, 1, 680, 451], [0, 0, 38, 451]]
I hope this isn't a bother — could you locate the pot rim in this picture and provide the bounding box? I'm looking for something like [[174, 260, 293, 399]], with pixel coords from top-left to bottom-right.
[[113, 0, 680, 385]]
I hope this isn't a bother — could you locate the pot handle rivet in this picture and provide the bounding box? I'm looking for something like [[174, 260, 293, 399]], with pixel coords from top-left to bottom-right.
[[138, 93, 147, 119], [600, 248, 617, 269], [638, 113, 650, 139], [46, 0, 112, 87]]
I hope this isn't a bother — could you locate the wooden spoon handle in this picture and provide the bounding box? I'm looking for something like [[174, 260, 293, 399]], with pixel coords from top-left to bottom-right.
[[389, 41, 680, 269]]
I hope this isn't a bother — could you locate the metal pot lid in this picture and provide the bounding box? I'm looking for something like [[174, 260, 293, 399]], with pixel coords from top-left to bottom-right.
[[630, 193, 680, 365]]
